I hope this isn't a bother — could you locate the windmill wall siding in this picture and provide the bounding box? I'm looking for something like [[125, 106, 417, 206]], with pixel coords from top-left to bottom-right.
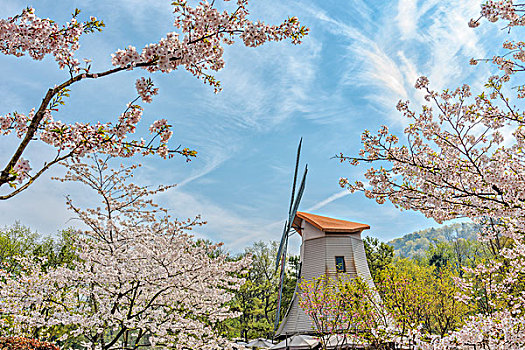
[[352, 233, 375, 288], [277, 286, 313, 335], [278, 221, 321, 335], [301, 235, 325, 280], [277, 220, 375, 336]]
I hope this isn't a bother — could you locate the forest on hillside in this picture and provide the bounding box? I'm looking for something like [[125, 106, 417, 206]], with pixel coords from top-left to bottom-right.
[[387, 222, 479, 258]]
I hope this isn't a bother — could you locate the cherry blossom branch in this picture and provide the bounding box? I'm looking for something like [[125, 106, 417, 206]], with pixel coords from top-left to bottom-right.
[[0, 2, 308, 198], [0, 150, 73, 200]]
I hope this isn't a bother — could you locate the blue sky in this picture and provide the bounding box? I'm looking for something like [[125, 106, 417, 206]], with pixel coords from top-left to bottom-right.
[[0, 0, 508, 253]]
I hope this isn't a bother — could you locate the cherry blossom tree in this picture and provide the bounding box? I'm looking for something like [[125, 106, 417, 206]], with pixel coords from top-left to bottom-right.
[[0, 157, 250, 350], [337, 1, 525, 348], [0, 1, 307, 199], [339, 78, 525, 348]]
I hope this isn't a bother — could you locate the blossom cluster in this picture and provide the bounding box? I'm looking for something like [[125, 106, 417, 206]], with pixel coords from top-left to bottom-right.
[[469, 1, 525, 83], [11, 158, 31, 183], [0, 7, 102, 72], [111, 0, 307, 92], [481, 0, 520, 24], [135, 77, 159, 103], [0, 110, 31, 138], [149, 118, 173, 142], [415, 311, 525, 349], [0, 99, 186, 185]]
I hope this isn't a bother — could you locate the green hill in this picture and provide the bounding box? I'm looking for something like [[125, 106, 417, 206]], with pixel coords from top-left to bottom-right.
[[388, 222, 479, 258]]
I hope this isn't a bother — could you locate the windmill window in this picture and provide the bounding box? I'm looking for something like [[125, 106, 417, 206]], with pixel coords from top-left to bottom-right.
[[335, 256, 346, 273]]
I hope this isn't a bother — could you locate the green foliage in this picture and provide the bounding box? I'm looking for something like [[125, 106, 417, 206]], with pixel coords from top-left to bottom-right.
[[363, 221, 515, 338], [218, 241, 297, 342], [0, 223, 38, 266], [388, 222, 478, 259], [422, 238, 485, 274], [0, 223, 76, 274], [363, 236, 394, 282], [377, 259, 471, 337]]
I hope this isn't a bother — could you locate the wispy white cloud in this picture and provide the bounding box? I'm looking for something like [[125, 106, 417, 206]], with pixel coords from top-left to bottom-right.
[[306, 190, 350, 212], [0, 0, 506, 252], [303, 0, 497, 128], [97, 0, 174, 37], [202, 35, 321, 132], [396, 0, 419, 39], [306, 5, 412, 123], [176, 151, 230, 188], [397, 51, 420, 89], [158, 188, 280, 252], [423, 0, 488, 90], [0, 174, 79, 235]]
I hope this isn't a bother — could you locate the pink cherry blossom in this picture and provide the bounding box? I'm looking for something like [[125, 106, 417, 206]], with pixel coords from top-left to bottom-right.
[[11, 157, 31, 183], [135, 77, 159, 103]]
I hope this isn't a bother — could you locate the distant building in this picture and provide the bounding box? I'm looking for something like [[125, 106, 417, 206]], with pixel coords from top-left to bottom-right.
[[276, 211, 374, 336]]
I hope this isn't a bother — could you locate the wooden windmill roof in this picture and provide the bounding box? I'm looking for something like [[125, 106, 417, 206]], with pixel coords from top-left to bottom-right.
[[293, 211, 370, 234]]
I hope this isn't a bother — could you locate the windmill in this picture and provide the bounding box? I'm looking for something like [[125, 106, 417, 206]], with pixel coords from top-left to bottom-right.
[[272, 141, 376, 338], [273, 139, 307, 333]]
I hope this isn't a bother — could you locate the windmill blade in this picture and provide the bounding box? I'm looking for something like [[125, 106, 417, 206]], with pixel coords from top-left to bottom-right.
[[287, 165, 308, 230], [273, 140, 308, 335], [276, 139, 304, 272], [275, 220, 289, 272], [274, 233, 288, 332], [274, 166, 306, 331], [288, 138, 303, 216]]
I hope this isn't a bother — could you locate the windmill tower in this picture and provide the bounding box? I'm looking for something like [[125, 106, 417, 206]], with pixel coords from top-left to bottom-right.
[[276, 211, 373, 336], [273, 141, 375, 337]]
